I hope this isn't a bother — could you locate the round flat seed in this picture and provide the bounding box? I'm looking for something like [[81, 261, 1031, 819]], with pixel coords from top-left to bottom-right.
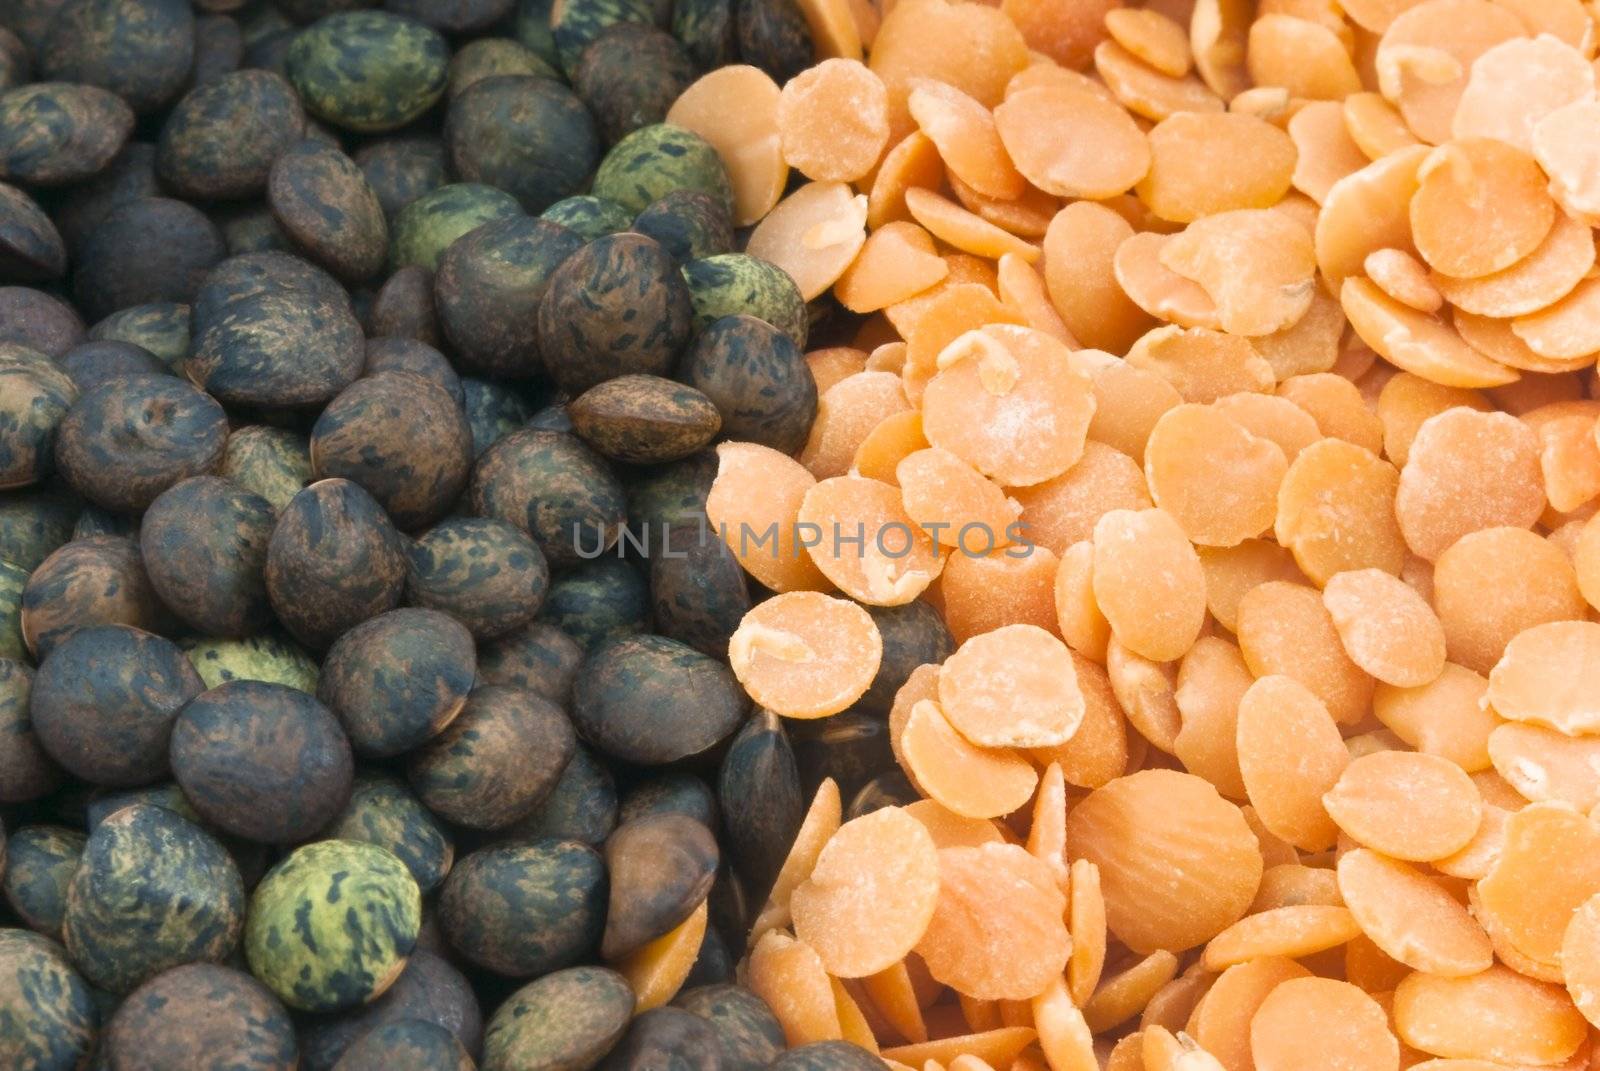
[[1144, 404, 1287, 548], [1337, 848, 1491, 976], [1237, 581, 1375, 725], [1322, 568, 1446, 687], [937, 624, 1084, 749], [896, 447, 1019, 550], [1196, 539, 1304, 634], [1533, 98, 1600, 222], [1339, 278, 1517, 389], [992, 85, 1150, 200], [666, 66, 787, 227], [778, 59, 891, 183], [708, 442, 829, 593], [728, 592, 883, 719], [1236, 674, 1348, 852], [1172, 636, 1253, 800], [1433, 213, 1595, 319], [1091, 508, 1206, 664], [1114, 232, 1222, 331], [1189, 0, 1252, 100], [1289, 101, 1371, 205], [1315, 146, 1429, 291], [900, 283, 1020, 402], [1066, 769, 1263, 954], [1201, 906, 1363, 972], [900, 699, 1038, 820], [1511, 277, 1600, 362], [903, 187, 1039, 263], [908, 79, 1023, 200], [834, 223, 949, 314], [1375, 0, 1525, 147], [747, 181, 869, 301], [1393, 966, 1588, 1065], [1410, 138, 1555, 279], [801, 370, 913, 480], [790, 806, 940, 978], [903, 798, 1003, 850], [748, 931, 843, 1046], [1487, 621, 1600, 735], [1081, 949, 1179, 1033], [1453, 309, 1594, 374], [1032, 651, 1128, 790], [1372, 662, 1497, 773], [1250, 978, 1398, 1071], [1190, 957, 1312, 1071], [1451, 34, 1594, 153], [1210, 393, 1323, 462], [1082, 361, 1182, 466], [1394, 408, 1544, 560], [1042, 201, 1154, 353], [1364, 248, 1442, 313], [751, 778, 841, 942], [921, 324, 1095, 487], [1324, 750, 1482, 862], [868, 0, 1029, 142], [1433, 526, 1584, 674], [1105, 8, 1191, 77], [852, 410, 928, 485], [797, 475, 944, 606], [1274, 438, 1406, 586], [1377, 373, 1492, 467], [1341, 92, 1419, 162], [1126, 325, 1275, 403], [1562, 892, 1600, 1029], [1160, 210, 1317, 337], [1105, 637, 1182, 753], [1246, 14, 1361, 101], [914, 843, 1070, 1002], [1488, 722, 1600, 813], [1093, 39, 1223, 122]]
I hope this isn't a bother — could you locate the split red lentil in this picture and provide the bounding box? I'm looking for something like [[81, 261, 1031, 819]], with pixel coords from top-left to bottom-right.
[[678, 0, 1600, 1064]]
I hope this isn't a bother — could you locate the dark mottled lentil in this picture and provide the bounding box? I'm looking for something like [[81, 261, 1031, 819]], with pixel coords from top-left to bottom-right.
[[591, 123, 734, 216], [29, 624, 203, 787], [506, 743, 618, 847], [325, 773, 454, 895], [106, 963, 297, 1071], [471, 429, 628, 567], [680, 313, 817, 454], [476, 619, 585, 702], [601, 1006, 721, 1071], [157, 70, 304, 200], [449, 37, 559, 98], [63, 802, 245, 993], [57, 339, 167, 390], [771, 1042, 888, 1071], [0, 344, 77, 491], [182, 632, 321, 693], [672, 0, 736, 71], [54, 373, 228, 513], [573, 25, 696, 145], [268, 140, 389, 284], [19, 535, 167, 658], [332, 1017, 474, 1071], [0, 180, 65, 282], [0, 81, 133, 186], [171, 680, 353, 843], [244, 839, 420, 1013], [40, 0, 196, 114], [264, 479, 409, 650], [310, 370, 474, 530], [140, 476, 275, 638], [366, 266, 443, 347], [0, 485, 76, 571], [735, 0, 813, 83], [0, 286, 85, 357], [406, 517, 549, 638], [297, 950, 482, 1071], [364, 337, 462, 405], [440, 840, 606, 977], [187, 252, 365, 408], [408, 685, 575, 829], [446, 75, 600, 214], [792, 713, 895, 805], [1, 824, 84, 940], [461, 377, 534, 458], [650, 519, 749, 656], [435, 214, 585, 379], [481, 965, 634, 1071], [53, 140, 159, 259], [541, 194, 633, 240], [574, 633, 746, 764], [538, 558, 651, 651], [74, 197, 226, 321], [220, 426, 312, 512], [674, 985, 785, 1071], [285, 12, 449, 133], [717, 708, 802, 897], [86, 300, 188, 366], [602, 812, 718, 960], [354, 138, 449, 222], [620, 773, 717, 829], [389, 182, 522, 273], [0, 928, 98, 1071], [0, 660, 62, 803]]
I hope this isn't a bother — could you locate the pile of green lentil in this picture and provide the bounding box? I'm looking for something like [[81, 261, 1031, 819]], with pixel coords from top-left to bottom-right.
[[0, 1, 876, 1068]]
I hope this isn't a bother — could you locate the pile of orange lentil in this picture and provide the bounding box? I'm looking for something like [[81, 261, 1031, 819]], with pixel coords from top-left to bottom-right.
[[666, 0, 1600, 1066]]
